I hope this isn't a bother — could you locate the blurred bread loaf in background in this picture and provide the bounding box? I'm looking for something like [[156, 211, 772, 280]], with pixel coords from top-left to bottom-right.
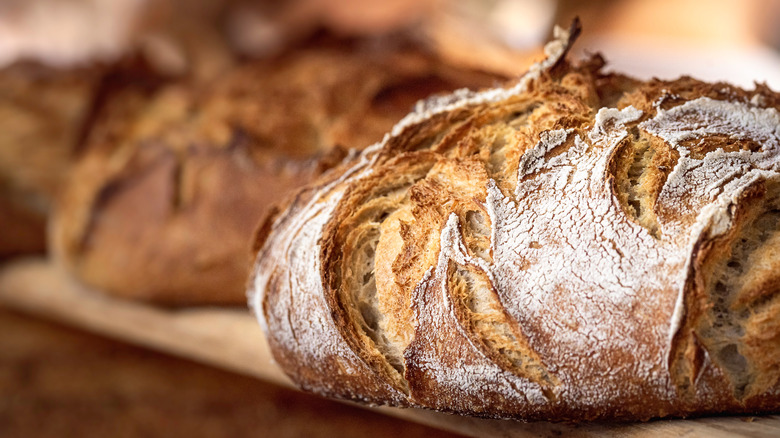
[[4, 0, 780, 306], [41, 1, 509, 305], [0, 0, 235, 259], [0, 64, 100, 258]]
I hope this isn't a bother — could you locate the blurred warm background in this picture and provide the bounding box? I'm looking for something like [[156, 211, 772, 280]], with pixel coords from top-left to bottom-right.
[[1, 1, 780, 437]]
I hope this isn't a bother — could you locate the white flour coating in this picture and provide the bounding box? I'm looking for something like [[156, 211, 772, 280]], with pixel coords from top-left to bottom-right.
[[248, 145, 393, 397], [248, 21, 780, 415], [590, 106, 643, 144], [406, 214, 548, 410], [639, 97, 780, 351], [250, 23, 575, 378], [256, 190, 346, 361], [414, 99, 780, 407], [252, 20, 572, 316], [245, 20, 574, 407], [666, 169, 778, 360], [751, 94, 767, 107], [516, 129, 572, 177], [249, 142, 381, 327], [423, 107, 686, 408], [642, 97, 780, 155], [436, 214, 493, 276], [642, 98, 780, 232]]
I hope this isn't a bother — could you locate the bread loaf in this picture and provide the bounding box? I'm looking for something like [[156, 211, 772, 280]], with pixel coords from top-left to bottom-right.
[[0, 63, 102, 258], [248, 22, 780, 420], [52, 37, 503, 305]]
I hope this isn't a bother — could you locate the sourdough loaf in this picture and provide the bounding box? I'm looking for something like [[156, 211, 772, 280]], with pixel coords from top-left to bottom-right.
[[52, 37, 502, 305], [248, 23, 780, 420]]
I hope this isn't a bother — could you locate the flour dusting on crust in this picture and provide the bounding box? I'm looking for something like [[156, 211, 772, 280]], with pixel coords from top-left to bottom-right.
[[639, 97, 780, 351], [248, 23, 780, 420]]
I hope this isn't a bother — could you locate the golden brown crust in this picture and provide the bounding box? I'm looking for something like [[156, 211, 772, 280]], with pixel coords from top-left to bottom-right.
[[249, 27, 780, 420], [52, 38, 504, 305]]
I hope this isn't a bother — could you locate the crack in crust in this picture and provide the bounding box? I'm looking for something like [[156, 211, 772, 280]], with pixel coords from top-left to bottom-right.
[[249, 23, 780, 420]]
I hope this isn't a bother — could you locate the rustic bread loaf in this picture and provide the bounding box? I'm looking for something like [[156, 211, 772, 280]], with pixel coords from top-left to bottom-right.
[[51, 37, 502, 305], [0, 63, 102, 258], [248, 23, 780, 420], [0, 0, 243, 260]]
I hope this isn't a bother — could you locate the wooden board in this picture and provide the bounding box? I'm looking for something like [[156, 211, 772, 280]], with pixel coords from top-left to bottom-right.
[[1, 258, 778, 438]]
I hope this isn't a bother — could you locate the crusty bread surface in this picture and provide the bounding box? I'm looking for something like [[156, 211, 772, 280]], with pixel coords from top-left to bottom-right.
[[249, 23, 780, 420]]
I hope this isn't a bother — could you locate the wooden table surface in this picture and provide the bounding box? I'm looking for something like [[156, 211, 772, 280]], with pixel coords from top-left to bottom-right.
[[1, 258, 779, 438], [0, 306, 464, 438]]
